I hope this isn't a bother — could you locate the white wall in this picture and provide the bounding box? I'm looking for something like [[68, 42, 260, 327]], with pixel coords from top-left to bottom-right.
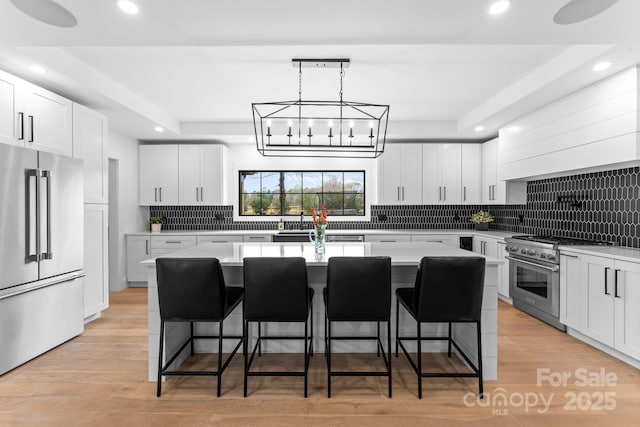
[[108, 130, 147, 291], [225, 143, 378, 221]]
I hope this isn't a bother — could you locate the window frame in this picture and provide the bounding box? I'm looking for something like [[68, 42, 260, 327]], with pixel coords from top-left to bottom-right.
[[238, 170, 366, 217]]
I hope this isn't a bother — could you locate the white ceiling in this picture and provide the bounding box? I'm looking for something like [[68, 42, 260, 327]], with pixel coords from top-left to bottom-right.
[[1, 0, 639, 142]]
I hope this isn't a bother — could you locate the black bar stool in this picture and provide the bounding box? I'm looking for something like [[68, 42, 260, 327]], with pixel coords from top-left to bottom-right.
[[324, 256, 392, 398], [395, 256, 485, 399], [243, 257, 314, 397], [155, 258, 244, 397]]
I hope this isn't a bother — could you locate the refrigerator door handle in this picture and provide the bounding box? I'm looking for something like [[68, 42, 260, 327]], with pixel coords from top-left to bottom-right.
[[25, 169, 40, 263], [41, 170, 53, 260]]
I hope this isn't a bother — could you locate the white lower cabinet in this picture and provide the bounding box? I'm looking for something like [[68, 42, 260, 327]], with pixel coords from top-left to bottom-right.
[[580, 254, 640, 360], [559, 251, 581, 330], [197, 235, 243, 244], [365, 234, 411, 243], [84, 204, 109, 319], [473, 235, 509, 298], [410, 234, 459, 247], [126, 236, 151, 282]]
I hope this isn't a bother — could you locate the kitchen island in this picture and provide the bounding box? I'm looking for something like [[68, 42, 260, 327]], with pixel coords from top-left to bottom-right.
[[143, 241, 502, 382]]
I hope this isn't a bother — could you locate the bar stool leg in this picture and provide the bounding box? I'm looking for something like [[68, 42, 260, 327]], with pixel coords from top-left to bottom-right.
[[417, 321, 422, 399], [217, 320, 223, 397], [395, 298, 400, 357], [304, 316, 309, 398], [157, 320, 165, 397], [327, 320, 332, 398], [310, 299, 314, 357], [477, 320, 484, 399], [387, 319, 392, 398], [258, 322, 262, 356], [190, 321, 195, 356], [244, 320, 249, 398], [377, 321, 381, 357], [448, 322, 452, 358]]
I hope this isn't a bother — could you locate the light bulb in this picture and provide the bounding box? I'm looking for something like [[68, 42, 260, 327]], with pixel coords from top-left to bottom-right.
[[117, 0, 139, 15], [369, 121, 374, 128], [266, 120, 272, 127], [308, 120, 313, 127], [328, 120, 333, 128], [349, 121, 354, 128], [489, 0, 510, 15], [287, 120, 293, 127]]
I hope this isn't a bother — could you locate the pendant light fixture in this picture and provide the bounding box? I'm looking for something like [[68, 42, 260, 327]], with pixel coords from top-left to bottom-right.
[[252, 58, 389, 158]]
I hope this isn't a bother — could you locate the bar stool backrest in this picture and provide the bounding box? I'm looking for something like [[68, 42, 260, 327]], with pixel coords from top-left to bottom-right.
[[414, 256, 486, 322], [156, 258, 227, 321], [243, 257, 309, 321], [327, 256, 392, 321]]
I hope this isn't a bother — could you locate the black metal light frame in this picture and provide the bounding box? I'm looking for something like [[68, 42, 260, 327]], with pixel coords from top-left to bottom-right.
[[252, 59, 389, 158]]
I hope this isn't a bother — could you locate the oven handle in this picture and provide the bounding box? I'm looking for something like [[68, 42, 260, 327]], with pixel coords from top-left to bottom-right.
[[505, 256, 559, 272]]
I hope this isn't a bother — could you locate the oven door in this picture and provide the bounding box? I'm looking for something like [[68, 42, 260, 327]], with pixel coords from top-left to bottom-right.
[[507, 256, 560, 318]]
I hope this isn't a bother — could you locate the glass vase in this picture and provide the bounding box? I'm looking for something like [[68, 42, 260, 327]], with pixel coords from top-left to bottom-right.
[[312, 224, 327, 255]]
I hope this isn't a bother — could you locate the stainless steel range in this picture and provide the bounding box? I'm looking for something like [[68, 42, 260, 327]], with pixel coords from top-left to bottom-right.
[[504, 235, 615, 331]]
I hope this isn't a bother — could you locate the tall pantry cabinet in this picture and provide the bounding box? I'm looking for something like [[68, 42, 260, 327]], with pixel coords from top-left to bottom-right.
[[72, 103, 109, 321]]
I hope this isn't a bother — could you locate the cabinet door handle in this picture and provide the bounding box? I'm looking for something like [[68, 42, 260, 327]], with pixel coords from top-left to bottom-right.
[[154, 187, 158, 202], [397, 186, 400, 201], [438, 186, 442, 201], [18, 112, 24, 140], [402, 186, 405, 201], [614, 269, 620, 298], [463, 186, 467, 201], [159, 187, 162, 202], [28, 115, 34, 142], [200, 187, 204, 201], [196, 187, 199, 202], [145, 239, 149, 255], [443, 186, 446, 201], [604, 267, 610, 295]]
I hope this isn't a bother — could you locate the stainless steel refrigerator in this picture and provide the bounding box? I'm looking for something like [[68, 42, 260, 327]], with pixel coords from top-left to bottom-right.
[[0, 144, 85, 375]]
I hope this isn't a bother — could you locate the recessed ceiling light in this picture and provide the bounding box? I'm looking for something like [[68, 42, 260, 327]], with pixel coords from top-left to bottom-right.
[[117, 0, 139, 15], [593, 61, 611, 72], [489, 0, 510, 15], [29, 65, 47, 74], [154, 126, 164, 133], [553, 0, 618, 25], [474, 126, 485, 132], [508, 125, 521, 132]]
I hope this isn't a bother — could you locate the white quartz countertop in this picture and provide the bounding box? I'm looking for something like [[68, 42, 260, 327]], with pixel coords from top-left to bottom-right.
[[141, 241, 503, 267], [127, 229, 516, 239], [560, 245, 640, 263]]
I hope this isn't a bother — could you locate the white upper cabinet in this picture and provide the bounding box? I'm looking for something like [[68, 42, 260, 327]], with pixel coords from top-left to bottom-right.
[[179, 145, 224, 205], [72, 103, 108, 204], [482, 138, 498, 204], [0, 69, 72, 156], [377, 143, 422, 204], [460, 144, 482, 204], [21, 82, 73, 156], [422, 143, 461, 204], [0, 70, 21, 146], [482, 138, 526, 205], [139, 145, 179, 205]]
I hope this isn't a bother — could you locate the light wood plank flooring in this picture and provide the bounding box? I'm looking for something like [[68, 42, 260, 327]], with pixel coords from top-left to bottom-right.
[[0, 288, 638, 426]]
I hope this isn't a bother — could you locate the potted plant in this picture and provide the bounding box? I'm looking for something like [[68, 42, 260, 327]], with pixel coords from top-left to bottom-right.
[[150, 216, 164, 233], [470, 210, 494, 231]]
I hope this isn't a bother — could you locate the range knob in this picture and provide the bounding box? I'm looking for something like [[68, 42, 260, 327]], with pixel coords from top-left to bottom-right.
[[527, 249, 536, 256], [546, 253, 556, 261], [520, 249, 527, 254]]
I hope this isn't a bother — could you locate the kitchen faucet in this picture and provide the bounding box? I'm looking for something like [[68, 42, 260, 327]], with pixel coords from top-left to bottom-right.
[[300, 212, 304, 229]]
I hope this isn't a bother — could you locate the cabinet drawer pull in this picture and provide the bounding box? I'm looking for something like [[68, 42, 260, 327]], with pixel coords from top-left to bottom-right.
[[165, 241, 182, 244], [560, 254, 579, 258], [604, 267, 610, 295]]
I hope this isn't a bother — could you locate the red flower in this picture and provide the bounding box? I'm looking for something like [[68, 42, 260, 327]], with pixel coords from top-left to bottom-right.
[[310, 204, 328, 227]]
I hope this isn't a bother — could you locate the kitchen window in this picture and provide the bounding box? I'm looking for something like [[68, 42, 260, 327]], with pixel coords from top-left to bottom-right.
[[239, 170, 365, 216]]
